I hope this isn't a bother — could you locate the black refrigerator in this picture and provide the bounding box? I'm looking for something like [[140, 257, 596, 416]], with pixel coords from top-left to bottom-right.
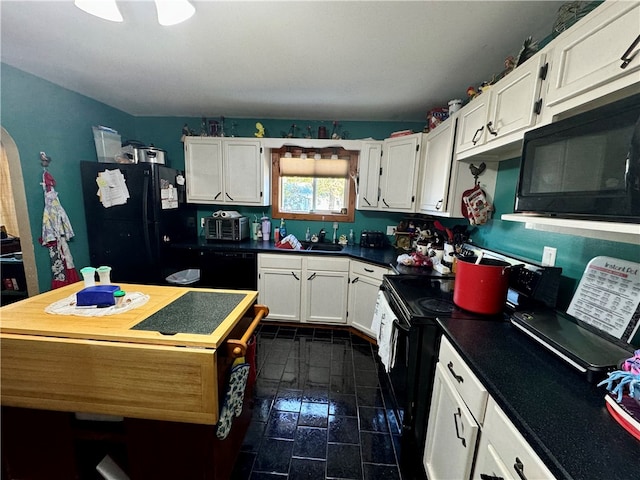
[[80, 161, 197, 284]]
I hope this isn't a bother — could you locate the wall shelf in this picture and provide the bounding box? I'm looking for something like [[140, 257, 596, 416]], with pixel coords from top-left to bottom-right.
[[501, 214, 640, 245]]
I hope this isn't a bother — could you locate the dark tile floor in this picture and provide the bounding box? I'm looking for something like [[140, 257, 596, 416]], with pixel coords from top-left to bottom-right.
[[231, 324, 403, 480]]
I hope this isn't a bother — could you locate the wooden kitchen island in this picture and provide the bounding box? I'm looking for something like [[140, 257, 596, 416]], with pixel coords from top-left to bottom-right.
[[0, 282, 266, 480]]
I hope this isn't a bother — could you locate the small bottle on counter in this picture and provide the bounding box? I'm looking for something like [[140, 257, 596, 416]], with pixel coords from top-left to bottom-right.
[[348, 229, 354, 246], [279, 218, 287, 238], [274, 227, 280, 243], [305, 227, 311, 241]]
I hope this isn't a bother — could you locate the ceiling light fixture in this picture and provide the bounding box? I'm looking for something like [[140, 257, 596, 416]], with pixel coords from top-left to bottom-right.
[[154, 0, 196, 26], [74, 0, 123, 22], [74, 0, 195, 26]]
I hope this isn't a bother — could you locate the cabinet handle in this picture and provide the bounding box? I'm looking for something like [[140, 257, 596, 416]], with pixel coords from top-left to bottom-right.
[[225, 192, 234, 201], [351, 276, 360, 284], [620, 35, 640, 69], [472, 125, 484, 145], [307, 272, 317, 281], [214, 192, 222, 200], [291, 272, 299, 281], [453, 408, 466, 447], [533, 99, 543, 115], [447, 361, 464, 383], [480, 475, 505, 480], [435, 199, 443, 211], [486, 121, 498, 137], [513, 457, 528, 480], [362, 196, 372, 206], [382, 198, 390, 208], [364, 268, 374, 273]]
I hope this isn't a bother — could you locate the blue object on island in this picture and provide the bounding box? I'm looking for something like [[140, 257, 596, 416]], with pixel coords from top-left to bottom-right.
[[76, 285, 121, 307]]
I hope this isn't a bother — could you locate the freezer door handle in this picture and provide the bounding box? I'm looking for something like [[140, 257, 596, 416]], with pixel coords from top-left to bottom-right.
[[142, 173, 153, 264]]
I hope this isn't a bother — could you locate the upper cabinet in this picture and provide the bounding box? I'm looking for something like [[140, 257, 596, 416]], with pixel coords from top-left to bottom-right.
[[456, 53, 548, 161], [418, 117, 458, 215], [544, 1, 640, 116], [184, 137, 269, 206], [378, 133, 422, 212], [356, 140, 383, 210]]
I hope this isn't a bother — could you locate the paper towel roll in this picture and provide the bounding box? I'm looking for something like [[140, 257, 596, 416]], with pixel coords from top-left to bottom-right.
[[213, 210, 242, 218]]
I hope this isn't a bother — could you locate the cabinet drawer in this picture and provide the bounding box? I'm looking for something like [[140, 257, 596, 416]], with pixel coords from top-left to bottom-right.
[[438, 337, 488, 424], [305, 256, 349, 272], [258, 253, 303, 269], [482, 398, 556, 480], [349, 261, 389, 280]]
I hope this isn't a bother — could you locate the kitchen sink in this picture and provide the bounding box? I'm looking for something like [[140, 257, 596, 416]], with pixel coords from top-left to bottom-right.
[[303, 243, 343, 252]]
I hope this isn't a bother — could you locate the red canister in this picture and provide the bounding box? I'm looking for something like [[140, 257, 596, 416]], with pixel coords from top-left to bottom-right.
[[453, 257, 511, 315]]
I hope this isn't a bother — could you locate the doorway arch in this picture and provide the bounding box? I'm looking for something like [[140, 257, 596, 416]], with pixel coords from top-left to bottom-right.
[[1, 127, 39, 297]]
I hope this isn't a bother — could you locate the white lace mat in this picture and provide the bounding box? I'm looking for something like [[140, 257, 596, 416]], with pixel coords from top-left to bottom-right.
[[45, 292, 150, 317]]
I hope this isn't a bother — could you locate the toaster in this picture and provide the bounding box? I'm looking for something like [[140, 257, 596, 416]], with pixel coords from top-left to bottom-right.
[[360, 230, 387, 248], [204, 216, 249, 241]]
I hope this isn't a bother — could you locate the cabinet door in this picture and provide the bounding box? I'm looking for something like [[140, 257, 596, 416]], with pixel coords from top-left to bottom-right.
[[348, 272, 383, 337], [304, 270, 349, 324], [473, 441, 514, 480], [475, 398, 556, 480], [258, 268, 302, 322], [424, 364, 479, 480], [223, 139, 267, 205], [357, 141, 383, 210], [379, 134, 421, 212], [184, 138, 223, 203], [546, 1, 640, 110], [456, 95, 490, 154], [418, 118, 456, 214], [486, 54, 546, 142]]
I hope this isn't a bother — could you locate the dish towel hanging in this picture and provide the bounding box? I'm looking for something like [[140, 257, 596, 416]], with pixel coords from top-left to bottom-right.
[[216, 362, 250, 440], [40, 168, 79, 288], [374, 291, 398, 373]]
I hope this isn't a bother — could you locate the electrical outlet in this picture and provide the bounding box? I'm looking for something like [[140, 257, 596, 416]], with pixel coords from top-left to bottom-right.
[[386, 225, 396, 235], [542, 246, 557, 266], [200, 218, 205, 228]]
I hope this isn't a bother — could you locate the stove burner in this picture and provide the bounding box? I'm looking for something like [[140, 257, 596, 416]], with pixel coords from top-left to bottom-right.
[[418, 298, 455, 314]]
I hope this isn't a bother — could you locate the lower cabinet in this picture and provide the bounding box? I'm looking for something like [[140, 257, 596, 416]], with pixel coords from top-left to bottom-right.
[[257, 254, 349, 324], [424, 337, 486, 480], [473, 398, 555, 480], [347, 261, 391, 337]]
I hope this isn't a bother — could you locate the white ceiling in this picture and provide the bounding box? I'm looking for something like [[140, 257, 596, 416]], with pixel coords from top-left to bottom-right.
[[1, 0, 568, 121]]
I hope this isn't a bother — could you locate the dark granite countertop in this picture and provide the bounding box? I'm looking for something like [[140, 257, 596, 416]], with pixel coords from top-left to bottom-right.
[[172, 238, 400, 269], [438, 317, 639, 480]]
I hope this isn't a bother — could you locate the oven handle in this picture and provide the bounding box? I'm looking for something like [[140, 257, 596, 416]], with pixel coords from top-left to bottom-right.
[[393, 318, 410, 333]]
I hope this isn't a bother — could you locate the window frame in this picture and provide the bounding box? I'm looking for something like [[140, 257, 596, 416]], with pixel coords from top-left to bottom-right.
[[271, 147, 358, 222]]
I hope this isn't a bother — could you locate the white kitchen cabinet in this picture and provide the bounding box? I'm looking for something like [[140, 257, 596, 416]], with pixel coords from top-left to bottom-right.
[[304, 256, 350, 325], [544, 0, 640, 116], [418, 116, 498, 219], [356, 140, 383, 210], [257, 254, 302, 322], [473, 397, 556, 480], [347, 261, 391, 337], [456, 53, 548, 161], [423, 363, 480, 480], [379, 133, 422, 212], [424, 337, 488, 480], [257, 254, 349, 324], [184, 137, 269, 206], [418, 117, 458, 215]]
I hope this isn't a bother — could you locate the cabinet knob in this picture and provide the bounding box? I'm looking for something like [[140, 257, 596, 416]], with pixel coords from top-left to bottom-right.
[[513, 457, 528, 480]]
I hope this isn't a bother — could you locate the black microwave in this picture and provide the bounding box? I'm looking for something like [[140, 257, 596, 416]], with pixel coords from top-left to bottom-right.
[[515, 94, 640, 222]]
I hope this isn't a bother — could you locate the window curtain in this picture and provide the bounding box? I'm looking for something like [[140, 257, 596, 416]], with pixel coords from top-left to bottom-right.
[[0, 143, 20, 236]]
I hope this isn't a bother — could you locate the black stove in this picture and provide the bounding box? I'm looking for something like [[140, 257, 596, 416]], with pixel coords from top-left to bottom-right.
[[382, 275, 503, 324]]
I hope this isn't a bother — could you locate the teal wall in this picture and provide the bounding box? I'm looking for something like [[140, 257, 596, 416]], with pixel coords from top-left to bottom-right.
[[2, 64, 639, 310], [1, 64, 135, 293]]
